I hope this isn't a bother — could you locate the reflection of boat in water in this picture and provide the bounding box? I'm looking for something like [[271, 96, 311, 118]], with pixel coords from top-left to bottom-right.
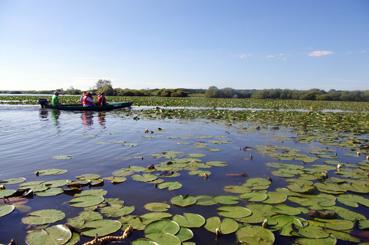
[[38, 99, 132, 111]]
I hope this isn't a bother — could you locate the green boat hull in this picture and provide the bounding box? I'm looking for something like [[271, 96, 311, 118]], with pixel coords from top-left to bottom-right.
[[42, 102, 133, 111]]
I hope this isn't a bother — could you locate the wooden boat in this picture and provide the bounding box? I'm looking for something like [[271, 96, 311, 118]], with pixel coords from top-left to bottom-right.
[[39, 99, 132, 111]]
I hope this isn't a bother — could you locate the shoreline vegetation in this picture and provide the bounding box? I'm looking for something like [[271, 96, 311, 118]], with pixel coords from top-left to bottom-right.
[[1, 86, 369, 102]]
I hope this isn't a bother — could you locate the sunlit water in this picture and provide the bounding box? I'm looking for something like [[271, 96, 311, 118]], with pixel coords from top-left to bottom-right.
[[0, 106, 365, 244]]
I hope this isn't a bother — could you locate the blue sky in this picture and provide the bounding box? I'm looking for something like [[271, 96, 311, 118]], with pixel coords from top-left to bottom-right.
[[0, 0, 368, 90]]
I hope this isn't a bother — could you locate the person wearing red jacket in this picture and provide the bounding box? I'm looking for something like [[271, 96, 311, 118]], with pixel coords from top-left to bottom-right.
[[97, 92, 107, 107], [82, 92, 94, 107]]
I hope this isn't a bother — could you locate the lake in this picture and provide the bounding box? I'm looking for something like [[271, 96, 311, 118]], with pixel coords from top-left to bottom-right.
[[0, 105, 368, 245]]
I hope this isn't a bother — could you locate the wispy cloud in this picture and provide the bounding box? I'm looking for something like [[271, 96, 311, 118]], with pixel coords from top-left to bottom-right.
[[237, 53, 252, 60], [266, 53, 287, 61], [308, 50, 334, 57]]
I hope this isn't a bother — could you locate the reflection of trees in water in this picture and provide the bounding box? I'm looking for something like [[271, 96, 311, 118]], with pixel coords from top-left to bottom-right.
[[81, 111, 94, 127]]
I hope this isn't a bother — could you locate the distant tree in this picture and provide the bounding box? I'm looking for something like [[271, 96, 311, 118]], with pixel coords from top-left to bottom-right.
[[95, 80, 112, 89], [205, 86, 220, 98], [95, 80, 114, 95], [65, 86, 82, 95]]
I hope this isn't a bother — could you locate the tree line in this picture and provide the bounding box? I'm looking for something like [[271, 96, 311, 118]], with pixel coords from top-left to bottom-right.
[[1, 80, 369, 101], [204, 86, 369, 102]]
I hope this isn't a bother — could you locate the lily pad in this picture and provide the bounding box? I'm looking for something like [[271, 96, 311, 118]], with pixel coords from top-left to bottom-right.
[[35, 168, 67, 176], [69, 195, 104, 208], [171, 195, 197, 207], [195, 195, 216, 206], [236, 225, 275, 245], [173, 213, 205, 228], [22, 209, 65, 225], [144, 202, 170, 212], [204, 216, 239, 234], [0, 204, 15, 218], [81, 219, 122, 237], [157, 181, 182, 191], [145, 220, 180, 235], [145, 233, 181, 245], [213, 195, 240, 205], [26, 224, 72, 245], [176, 227, 193, 242], [218, 206, 252, 219], [0, 189, 16, 198]]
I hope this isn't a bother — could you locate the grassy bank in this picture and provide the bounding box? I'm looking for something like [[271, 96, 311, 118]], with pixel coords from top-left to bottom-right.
[[2, 95, 369, 111]]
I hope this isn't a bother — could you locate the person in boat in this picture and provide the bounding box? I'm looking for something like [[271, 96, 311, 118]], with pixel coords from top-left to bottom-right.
[[97, 92, 107, 107], [82, 92, 94, 107], [51, 91, 60, 107], [80, 91, 86, 104]]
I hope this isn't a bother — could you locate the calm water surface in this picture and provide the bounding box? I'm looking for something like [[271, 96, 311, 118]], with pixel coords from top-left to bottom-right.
[[0, 106, 365, 244]]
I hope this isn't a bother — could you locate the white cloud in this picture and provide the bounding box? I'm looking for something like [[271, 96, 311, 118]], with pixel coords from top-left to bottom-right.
[[237, 53, 252, 60], [266, 53, 287, 61], [308, 50, 334, 57]]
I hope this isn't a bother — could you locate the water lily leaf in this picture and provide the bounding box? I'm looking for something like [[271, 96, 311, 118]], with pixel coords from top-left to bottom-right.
[[272, 204, 307, 215], [145, 220, 180, 235], [359, 219, 369, 229], [263, 192, 287, 204], [120, 215, 146, 230], [0, 189, 16, 198], [267, 214, 305, 236], [188, 153, 205, 158], [293, 237, 337, 245], [206, 161, 227, 167], [236, 225, 275, 245], [328, 206, 366, 221], [171, 195, 197, 207], [44, 179, 70, 188], [240, 204, 275, 224], [326, 230, 359, 243], [173, 213, 205, 228], [105, 176, 127, 184], [35, 168, 67, 176], [240, 191, 268, 202], [1, 177, 26, 185], [81, 219, 122, 237], [65, 232, 80, 245], [132, 174, 158, 182], [22, 209, 65, 225], [287, 181, 315, 193], [100, 205, 135, 217], [157, 181, 182, 191], [75, 189, 107, 197], [144, 202, 170, 212], [69, 195, 104, 208], [0, 204, 15, 218], [312, 219, 354, 231], [76, 173, 101, 181], [141, 212, 172, 222], [204, 216, 221, 233], [176, 227, 193, 242], [244, 178, 271, 190], [26, 224, 72, 245], [218, 206, 252, 219], [112, 168, 134, 177], [337, 194, 369, 208], [36, 187, 64, 197], [214, 195, 240, 205], [224, 185, 251, 194], [132, 239, 159, 245], [195, 195, 216, 206], [145, 233, 181, 245], [297, 225, 330, 239]]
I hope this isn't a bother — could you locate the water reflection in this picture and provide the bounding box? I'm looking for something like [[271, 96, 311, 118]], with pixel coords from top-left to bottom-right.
[[39, 109, 48, 120], [51, 110, 61, 127], [81, 111, 94, 127], [98, 112, 106, 128]]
